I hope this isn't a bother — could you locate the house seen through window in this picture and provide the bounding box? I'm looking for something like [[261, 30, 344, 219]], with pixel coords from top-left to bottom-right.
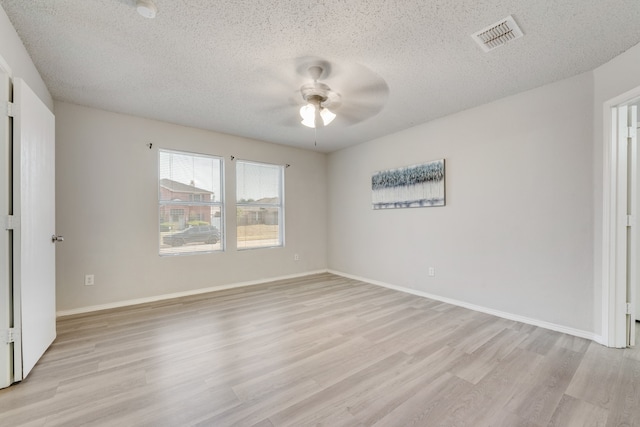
[[236, 160, 284, 249], [159, 149, 224, 255]]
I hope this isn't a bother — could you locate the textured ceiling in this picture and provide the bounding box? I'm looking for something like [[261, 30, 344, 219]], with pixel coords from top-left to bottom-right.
[[2, 0, 640, 152]]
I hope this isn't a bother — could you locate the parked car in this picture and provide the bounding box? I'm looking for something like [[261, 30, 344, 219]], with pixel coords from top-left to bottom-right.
[[163, 225, 220, 246]]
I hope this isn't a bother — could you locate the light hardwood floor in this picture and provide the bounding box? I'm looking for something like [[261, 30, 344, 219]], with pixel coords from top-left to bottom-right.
[[1, 273, 639, 426]]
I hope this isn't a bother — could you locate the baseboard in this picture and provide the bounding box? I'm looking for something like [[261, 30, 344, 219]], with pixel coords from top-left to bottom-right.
[[56, 269, 328, 317], [592, 334, 607, 346], [58, 268, 602, 344], [328, 269, 600, 343]]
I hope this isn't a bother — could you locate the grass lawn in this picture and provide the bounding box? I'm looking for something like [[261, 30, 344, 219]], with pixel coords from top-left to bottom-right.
[[237, 224, 279, 241]]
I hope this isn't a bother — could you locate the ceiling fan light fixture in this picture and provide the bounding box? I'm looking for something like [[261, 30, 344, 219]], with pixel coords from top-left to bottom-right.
[[300, 103, 335, 128], [299, 70, 339, 129], [300, 91, 336, 128], [300, 104, 317, 128], [320, 107, 336, 126]]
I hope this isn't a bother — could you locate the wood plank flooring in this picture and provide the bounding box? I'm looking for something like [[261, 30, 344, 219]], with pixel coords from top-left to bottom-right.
[[1, 272, 639, 426]]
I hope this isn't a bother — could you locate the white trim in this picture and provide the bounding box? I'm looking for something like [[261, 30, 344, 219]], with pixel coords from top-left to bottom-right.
[[601, 85, 640, 348], [56, 270, 327, 317], [58, 267, 604, 344], [629, 104, 638, 347], [329, 270, 601, 343], [602, 105, 615, 347], [0, 61, 11, 389]]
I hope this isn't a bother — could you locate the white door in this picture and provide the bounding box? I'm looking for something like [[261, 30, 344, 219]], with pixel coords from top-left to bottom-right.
[[0, 67, 11, 388], [12, 78, 57, 380]]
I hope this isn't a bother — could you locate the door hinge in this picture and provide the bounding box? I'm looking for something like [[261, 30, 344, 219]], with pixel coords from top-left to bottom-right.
[[4, 215, 19, 230], [5, 101, 14, 117], [4, 328, 16, 344], [627, 215, 634, 227], [628, 126, 637, 139], [627, 302, 633, 315]]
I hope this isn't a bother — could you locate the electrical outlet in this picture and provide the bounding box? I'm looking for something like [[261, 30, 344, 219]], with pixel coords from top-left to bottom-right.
[[428, 267, 435, 277], [84, 274, 95, 286], [294, 254, 300, 261]]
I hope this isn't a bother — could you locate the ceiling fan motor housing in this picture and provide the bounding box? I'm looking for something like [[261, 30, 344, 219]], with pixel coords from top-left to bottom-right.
[[299, 81, 338, 128], [301, 82, 330, 105]]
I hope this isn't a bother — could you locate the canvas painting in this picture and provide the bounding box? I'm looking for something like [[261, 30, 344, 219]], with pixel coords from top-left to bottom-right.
[[372, 159, 445, 209]]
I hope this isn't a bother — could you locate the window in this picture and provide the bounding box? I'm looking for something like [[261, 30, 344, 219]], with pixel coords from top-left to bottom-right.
[[159, 149, 223, 255], [236, 160, 284, 249]]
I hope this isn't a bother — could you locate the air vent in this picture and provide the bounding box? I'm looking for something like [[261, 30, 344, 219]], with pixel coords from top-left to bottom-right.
[[472, 15, 523, 52]]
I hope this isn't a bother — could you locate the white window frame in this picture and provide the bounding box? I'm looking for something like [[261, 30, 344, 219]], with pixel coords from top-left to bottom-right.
[[236, 160, 285, 250], [158, 149, 224, 256]]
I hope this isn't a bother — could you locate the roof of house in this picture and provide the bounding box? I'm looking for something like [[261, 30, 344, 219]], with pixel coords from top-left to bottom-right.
[[159, 178, 213, 194]]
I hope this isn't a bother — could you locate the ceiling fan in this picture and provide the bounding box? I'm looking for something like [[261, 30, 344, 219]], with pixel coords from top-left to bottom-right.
[[253, 58, 389, 133], [291, 58, 389, 129], [298, 65, 341, 128]]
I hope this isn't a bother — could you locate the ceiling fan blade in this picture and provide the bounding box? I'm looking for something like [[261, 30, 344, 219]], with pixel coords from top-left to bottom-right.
[[252, 86, 300, 123], [334, 99, 386, 125], [278, 115, 303, 127], [347, 81, 390, 98]]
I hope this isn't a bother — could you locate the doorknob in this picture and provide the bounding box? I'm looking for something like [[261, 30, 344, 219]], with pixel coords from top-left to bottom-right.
[[51, 235, 64, 243]]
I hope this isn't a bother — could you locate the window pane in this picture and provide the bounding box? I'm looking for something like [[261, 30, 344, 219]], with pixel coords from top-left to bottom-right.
[[159, 206, 222, 254], [159, 150, 223, 255], [236, 161, 284, 249], [236, 206, 280, 249], [159, 151, 220, 201], [237, 161, 281, 204]]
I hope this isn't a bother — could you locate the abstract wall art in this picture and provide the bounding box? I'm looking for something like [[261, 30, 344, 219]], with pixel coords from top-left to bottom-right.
[[372, 159, 445, 209]]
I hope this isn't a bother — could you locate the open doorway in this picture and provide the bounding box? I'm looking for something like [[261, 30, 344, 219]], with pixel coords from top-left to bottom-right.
[[602, 87, 640, 348]]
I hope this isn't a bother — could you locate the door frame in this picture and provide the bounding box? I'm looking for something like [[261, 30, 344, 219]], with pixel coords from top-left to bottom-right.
[[0, 55, 13, 388], [602, 85, 640, 348]]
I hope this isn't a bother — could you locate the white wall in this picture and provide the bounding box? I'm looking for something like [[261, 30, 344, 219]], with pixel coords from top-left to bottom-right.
[[55, 102, 327, 312], [0, 5, 52, 110], [328, 72, 595, 333]]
